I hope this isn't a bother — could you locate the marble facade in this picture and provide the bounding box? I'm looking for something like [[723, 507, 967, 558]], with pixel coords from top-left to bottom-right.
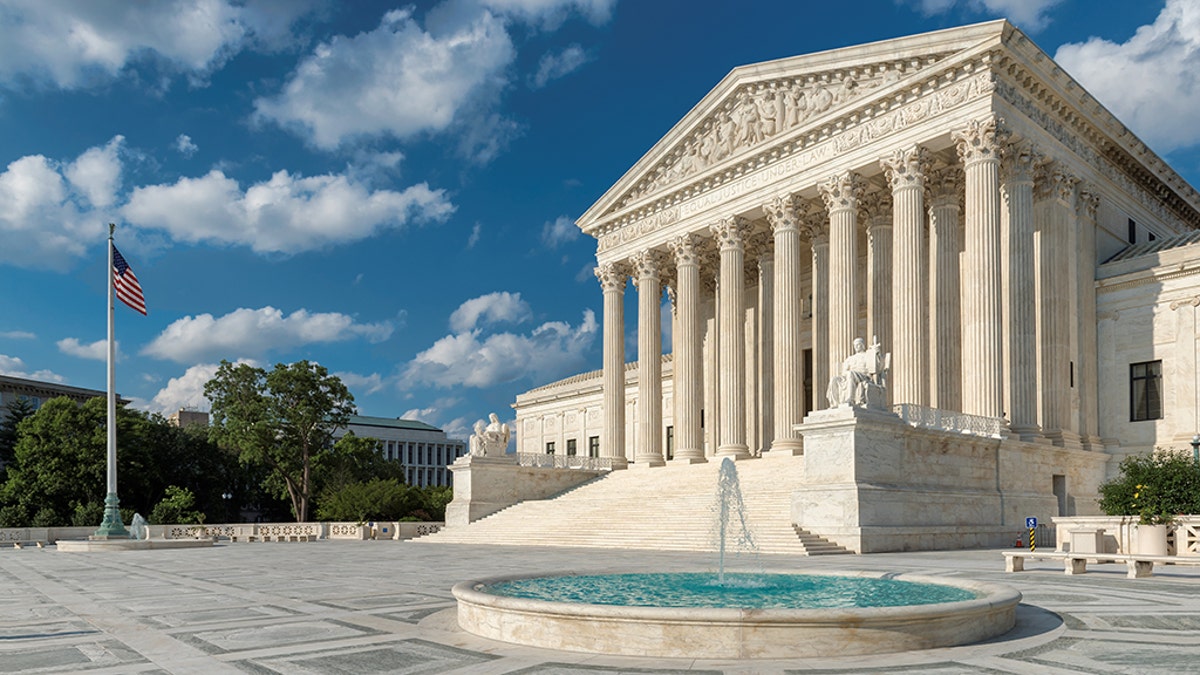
[[512, 21, 1200, 550]]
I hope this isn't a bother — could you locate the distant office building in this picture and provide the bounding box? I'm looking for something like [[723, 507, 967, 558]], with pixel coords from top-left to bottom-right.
[[335, 415, 467, 487], [0, 374, 127, 422], [167, 409, 210, 428]]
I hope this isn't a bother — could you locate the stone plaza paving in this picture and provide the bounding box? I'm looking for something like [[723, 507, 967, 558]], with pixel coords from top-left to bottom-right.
[[0, 541, 1197, 674]]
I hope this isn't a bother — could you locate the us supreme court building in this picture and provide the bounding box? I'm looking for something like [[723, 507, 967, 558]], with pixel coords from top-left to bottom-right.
[[511, 20, 1200, 550]]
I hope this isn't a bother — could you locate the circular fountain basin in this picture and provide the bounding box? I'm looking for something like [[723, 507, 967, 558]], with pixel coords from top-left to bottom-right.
[[453, 570, 1020, 659]]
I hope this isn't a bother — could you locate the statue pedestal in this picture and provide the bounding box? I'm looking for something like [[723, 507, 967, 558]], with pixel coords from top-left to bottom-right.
[[445, 455, 606, 527]]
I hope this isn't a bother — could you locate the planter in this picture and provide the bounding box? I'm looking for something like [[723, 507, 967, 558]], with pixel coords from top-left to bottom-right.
[[1135, 524, 1170, 556]]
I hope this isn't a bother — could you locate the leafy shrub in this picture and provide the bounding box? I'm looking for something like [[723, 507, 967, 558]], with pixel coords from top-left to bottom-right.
[[316, 478, 416, 522], [150, 486, 203, 524], [1098, 450, 1200, 524]]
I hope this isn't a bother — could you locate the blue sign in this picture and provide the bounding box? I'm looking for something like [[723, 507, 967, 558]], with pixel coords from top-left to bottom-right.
[[1026, 517, 1037, 529]]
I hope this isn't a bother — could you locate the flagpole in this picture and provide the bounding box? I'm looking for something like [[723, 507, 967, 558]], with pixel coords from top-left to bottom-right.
[[94, 223, 127, 538]]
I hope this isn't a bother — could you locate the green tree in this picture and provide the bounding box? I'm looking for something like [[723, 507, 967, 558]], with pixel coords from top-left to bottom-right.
[[149, 485, 203, 524], [316, 478, 416, 522], [1098, 450, 1200, 524], [205, 360, 355, 522], [0, 396, 36, 472]]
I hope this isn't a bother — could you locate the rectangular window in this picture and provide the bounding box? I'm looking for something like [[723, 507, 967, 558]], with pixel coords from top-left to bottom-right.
[[1128, 218, 1137, 244], [566, 439, 577, 456], [546, 441, 556, 454], [588, 435, 600, 458], [1130, 360, 1163, 421], [665, 426, 674, 460]]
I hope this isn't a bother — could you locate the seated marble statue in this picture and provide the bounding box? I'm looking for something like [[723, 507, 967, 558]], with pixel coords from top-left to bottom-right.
[[826, 336, 890, 410], [469, 413, 510, 457]]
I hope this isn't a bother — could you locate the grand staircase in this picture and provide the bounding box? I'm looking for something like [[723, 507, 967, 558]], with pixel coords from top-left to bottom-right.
[[419, 455, 850, 555]]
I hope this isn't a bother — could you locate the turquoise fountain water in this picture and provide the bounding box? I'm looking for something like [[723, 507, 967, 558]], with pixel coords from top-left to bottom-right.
[[452, 455, 1021, 658]]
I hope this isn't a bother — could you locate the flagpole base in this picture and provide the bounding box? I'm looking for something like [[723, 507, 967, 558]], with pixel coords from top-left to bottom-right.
[[91, 492, 129, 539]]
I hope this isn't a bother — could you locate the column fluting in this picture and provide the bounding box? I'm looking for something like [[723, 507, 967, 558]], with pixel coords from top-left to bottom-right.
[[881, 146, 930, 406], [1002, 145, 1040, 438], [633, 249, 666, 467], [819, 172, 865, 380], [710, 216, 751, 459], [668, 234, 705, 462], [953, 117, 1008, 418], [927, 168, 964, 411], [596, 261, 629, 464], [763, 195, 804, 453], [805, 208, 831, 409]]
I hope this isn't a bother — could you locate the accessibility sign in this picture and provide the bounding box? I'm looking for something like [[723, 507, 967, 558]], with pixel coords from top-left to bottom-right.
[[1026, 517, 1037, 528]]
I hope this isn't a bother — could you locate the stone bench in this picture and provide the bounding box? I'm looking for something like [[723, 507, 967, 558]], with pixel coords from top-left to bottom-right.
[[1003, 550, 1200, 578]]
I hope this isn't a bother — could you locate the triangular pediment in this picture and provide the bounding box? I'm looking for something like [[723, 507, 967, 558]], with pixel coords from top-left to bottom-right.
[[578, 20, 1010, 233]]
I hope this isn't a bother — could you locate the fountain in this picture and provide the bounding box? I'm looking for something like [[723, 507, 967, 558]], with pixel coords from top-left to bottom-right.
[[453, 459, 1020, 659]]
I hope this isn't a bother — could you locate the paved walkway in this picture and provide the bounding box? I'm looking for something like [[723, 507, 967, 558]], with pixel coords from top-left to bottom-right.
[[0, 541, 1197, 673]]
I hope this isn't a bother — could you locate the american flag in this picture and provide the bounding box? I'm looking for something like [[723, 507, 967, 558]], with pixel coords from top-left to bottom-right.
[[112, 246, 146, 315]]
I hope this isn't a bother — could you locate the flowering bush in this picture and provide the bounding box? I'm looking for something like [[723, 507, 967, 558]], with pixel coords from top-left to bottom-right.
[[1098, 450, 1200, 525]]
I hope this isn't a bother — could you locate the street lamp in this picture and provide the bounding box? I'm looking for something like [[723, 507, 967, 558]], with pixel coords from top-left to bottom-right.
[[222, 492, 233, 523], [1192, 435, 1199, 465]]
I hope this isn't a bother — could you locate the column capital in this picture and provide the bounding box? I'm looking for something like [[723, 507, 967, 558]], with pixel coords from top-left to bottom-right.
[[668, 233, 702, 267], [880, 145, 931, 190], [710, 215, 751, 250], [818, 171, 865, 213], [631, 249, 665, 280], [1001, 142, 1042, 184], [860, 189, 893, 228], [1035, 163, 1079, 205], [802, 207, 830, 245], [953, 116, 1009, 166], [927, 167, 964, 209], [762, 194, 802, 234], [1078, 183, 1100, 221], [595, 261, 628, 293]]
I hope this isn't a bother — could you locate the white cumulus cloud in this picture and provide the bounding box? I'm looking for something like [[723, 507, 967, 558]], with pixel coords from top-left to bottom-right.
[[907, 0, 1063, 30], [253, 8, 516, 150], [1055, 0, 1200, 153], [448, 291, 532, 332], [0, 0, 319, 90], [0, 331, 35, 340], [0, 138, 125, 270], [336, 371, 387, 396], [0, 354, 65, 382], [531, 43, 589, 88], [481, 0, 615, 28], [541, 215, 580, 248], [57, 337, 113, 361], [142, 306, 394, 363], [123, 168, 454, 254], [174, 134, 198, 157], [404, 307, 597, 389], [147, 362, 222, 414]]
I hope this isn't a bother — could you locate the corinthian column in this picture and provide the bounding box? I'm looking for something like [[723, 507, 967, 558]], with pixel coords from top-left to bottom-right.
[[632, 249, 666, 467], [668, 234, 705, 463], [596, 261, 629, 466], [862, 190, 893, 362], [881, 146, 930, 406], [953, 117, 1008, 418], [805, 209, 831, 409], [710, 216, 751, 459], [927, 168, 963, 411], [763, 195, 804, 454], [1002, 144, 1040, 439], [1037, 164, 1079, 448], [819, 171, 864, 378], [1077, 186, 1101, 451]]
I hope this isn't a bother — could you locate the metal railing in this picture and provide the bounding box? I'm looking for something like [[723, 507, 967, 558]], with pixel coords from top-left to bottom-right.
[[516, 453, 613, 471], [893, 403, 1005, 438]]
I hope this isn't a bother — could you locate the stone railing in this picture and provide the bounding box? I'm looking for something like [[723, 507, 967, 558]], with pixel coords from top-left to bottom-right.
[[0, 521, 446, 545], [893, 403, 1006, 438], [516, 453, 614, 471]]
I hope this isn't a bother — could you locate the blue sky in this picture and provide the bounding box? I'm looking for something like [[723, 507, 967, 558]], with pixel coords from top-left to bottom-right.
[[1, 0, 1197, 440]]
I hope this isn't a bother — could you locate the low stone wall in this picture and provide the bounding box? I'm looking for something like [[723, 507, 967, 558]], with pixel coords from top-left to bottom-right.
[[445, 455, 607, 527], [1053, 515, 1200, 556], [0, 521, 446, 545]]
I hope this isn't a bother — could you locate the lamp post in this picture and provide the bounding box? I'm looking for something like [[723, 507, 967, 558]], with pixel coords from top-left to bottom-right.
[[222, 492, 233, 522], [1192, 434, 1199, 465]]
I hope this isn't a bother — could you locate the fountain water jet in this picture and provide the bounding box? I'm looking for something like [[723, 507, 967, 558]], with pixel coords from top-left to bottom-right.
[[713, 458, 756, 583]]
